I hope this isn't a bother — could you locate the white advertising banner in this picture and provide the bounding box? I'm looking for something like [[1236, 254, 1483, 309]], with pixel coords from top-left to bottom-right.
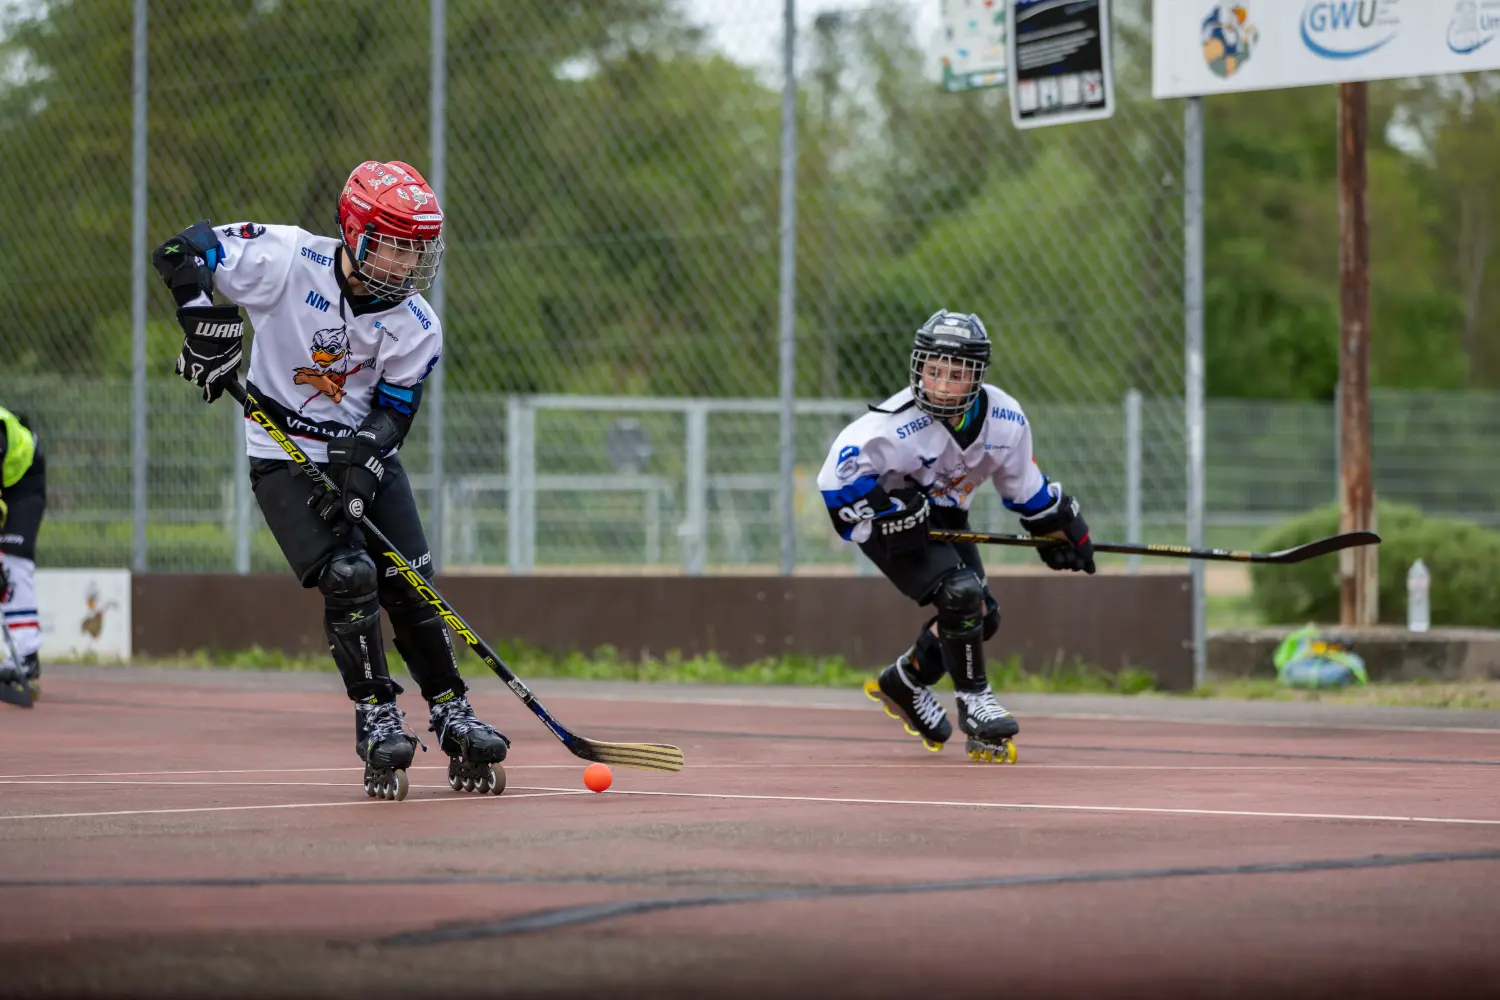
[[1153, 1, 1500, 99], [36, 569, 132, 662]]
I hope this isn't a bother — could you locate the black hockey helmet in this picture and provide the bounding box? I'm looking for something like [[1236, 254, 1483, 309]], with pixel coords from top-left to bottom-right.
[[909, 309, 991, 419]]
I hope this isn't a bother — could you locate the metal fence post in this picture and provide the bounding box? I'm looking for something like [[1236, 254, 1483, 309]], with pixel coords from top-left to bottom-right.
[[1125, 388, 1142, 576], [684, 402, 709, 576], [427, 0, 448, 574], [506, 396, 535, 574], [130, 0, 149, 573], [1185, 96, 1208, 689], [776, 0, 798, 577]]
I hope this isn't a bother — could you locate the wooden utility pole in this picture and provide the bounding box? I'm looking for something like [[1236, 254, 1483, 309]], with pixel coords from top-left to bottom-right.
[[1338, 81, 1377, 626]]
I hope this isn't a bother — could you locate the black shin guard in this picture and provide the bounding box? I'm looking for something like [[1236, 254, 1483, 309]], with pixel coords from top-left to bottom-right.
[[319, 545, 395, 703], [387, 598, 466, 704], [931, 569, 988, 693], [325, 594, 395, 702]]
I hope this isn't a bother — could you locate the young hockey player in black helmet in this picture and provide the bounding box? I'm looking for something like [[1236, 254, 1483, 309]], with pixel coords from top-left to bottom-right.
[[817, 310, 1096, 763], [151, 160, 509, 800]]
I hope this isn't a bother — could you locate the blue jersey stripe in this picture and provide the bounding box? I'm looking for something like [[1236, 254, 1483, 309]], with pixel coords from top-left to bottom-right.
[[1003, 478, 1053, 515], [821, 474, 879, 508]]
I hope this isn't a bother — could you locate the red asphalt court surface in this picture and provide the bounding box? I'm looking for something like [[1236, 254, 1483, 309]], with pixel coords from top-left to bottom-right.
[[3, 668, 1500, 999]]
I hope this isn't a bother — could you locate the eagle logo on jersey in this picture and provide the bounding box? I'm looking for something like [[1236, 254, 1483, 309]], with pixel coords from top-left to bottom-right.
[[292, 327, 371, 409], [927, 458, 977, 506]]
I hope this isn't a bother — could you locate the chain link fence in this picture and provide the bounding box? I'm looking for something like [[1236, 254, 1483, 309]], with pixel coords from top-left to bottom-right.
[[0, 0, 1193, 572]]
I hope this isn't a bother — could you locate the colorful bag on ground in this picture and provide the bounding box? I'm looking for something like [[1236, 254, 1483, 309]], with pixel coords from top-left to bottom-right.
[[1272, 624, 1369, 689]]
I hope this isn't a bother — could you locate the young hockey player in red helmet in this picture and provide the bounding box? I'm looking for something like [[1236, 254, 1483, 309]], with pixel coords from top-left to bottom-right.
[[817, 310, 1096, 764], [150, 160, 509, 799]]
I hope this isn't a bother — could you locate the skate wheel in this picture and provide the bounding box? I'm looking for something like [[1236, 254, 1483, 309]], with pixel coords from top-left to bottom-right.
[[1004, 741, 1018, 765], [862, 679, 881, 702], [364, 772, 377, 798], [921, 738, 943, 753], [487, 765, 506, 796], [448, 772, 462, 792], [462, 774, 476, 793], [391, 769, 409, 801]]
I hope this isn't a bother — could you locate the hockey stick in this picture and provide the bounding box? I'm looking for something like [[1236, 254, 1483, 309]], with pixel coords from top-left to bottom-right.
[[224, 378, 684, 773], [928, 529, 1381, 565]]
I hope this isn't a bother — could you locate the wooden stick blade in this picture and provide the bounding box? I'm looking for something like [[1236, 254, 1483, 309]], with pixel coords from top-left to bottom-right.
[[571, 740, 685, 773], [1265, 530, 1382, 564]]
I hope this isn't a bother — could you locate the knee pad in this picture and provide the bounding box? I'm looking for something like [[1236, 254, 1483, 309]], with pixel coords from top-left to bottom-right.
[[931, 569, 986, 639], [983, 592, 1000, 642], [319, 546, 378, 602]]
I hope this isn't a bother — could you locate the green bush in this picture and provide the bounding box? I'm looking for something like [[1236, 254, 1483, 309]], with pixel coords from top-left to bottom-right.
[[1250, 502, 1500, 627]]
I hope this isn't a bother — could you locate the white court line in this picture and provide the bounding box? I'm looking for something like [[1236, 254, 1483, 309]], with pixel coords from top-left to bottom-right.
[[510, 785, 1500, 828], [0, 790, 587, 822], [548, 693, 1500, 735], [0, 762, 1484, 782]]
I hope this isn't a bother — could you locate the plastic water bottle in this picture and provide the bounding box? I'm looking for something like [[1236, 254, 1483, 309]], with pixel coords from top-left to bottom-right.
[[1406, 559, 1430, 633]]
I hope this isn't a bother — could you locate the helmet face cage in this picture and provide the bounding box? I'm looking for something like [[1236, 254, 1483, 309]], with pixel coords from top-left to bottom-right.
[[348, 227, 444, 301], [909, 310, 992, 418], [910, 349, 988, 419]]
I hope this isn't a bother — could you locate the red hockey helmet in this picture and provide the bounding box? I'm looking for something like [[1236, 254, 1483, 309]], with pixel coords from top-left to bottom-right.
[[336, 160, 445, 301]]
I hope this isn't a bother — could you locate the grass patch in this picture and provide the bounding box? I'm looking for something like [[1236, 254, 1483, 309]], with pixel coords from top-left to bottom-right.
[[1189, 678, 1500, 710], [144, 643, 1159, 695], [1205, 592, 1261, 629]]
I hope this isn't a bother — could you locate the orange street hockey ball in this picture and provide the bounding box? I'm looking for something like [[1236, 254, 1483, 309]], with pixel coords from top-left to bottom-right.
[[583, 763, 613, 793]]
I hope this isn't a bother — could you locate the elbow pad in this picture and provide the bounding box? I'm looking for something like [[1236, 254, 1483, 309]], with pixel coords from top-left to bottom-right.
[[360, 402, 413, 454], [151, 220, 225, 308]]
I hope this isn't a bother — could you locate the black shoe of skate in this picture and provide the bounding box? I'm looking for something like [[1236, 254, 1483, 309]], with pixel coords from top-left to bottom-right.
[[429, 690, 509, 795], [355, 699, 419, 800], [955, 687, 1019, 764], [864, 655, 952, 751]]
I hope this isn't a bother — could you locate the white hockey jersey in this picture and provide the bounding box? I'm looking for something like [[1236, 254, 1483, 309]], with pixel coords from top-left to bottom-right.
[[817, 385, 1052, 544], [208, 222, 443, 463]]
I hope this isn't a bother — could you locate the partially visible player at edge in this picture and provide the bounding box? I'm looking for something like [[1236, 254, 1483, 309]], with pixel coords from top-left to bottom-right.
[[816, 311, 1096, 763], [0, 402, 45, 704], [150, 160, 509, 799]]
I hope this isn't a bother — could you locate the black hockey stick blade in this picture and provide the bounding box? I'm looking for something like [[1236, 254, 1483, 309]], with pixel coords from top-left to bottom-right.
[[0, 677, 34, 709], [222, 378, 685, 774], [929, 529, 1381, 565], [1252, 530, 1383, 564]]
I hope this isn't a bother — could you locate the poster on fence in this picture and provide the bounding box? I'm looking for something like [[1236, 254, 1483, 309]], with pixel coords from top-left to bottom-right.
[[940, 0, 1008, 92], [1008, 0, 1115, 128], [36, 569, 131, 663], [1154, 1, 1500, 99]]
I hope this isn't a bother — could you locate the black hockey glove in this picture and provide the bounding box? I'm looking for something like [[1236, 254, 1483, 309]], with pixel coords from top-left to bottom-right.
[[324, 429, 385, 526], [868, 487, 930, 558], [151, 220, 224, 308], [173, 305, 244, 403], [1019, 487, 1095, 574]]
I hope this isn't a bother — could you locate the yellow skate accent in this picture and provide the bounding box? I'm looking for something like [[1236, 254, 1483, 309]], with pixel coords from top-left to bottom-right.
[[966, 739, 1018, 764], [864, 678, 944, 753]]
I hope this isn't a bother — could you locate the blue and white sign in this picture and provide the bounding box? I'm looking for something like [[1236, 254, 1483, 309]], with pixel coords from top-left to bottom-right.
[[1154, 0, 1500, 98]]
